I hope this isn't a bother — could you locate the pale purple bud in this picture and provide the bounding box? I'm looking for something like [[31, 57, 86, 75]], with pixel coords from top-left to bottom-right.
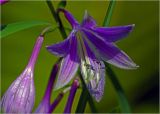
[[64, 79, 79, 113], [1, 35, 44, 113], [35, 64, 59, 113]]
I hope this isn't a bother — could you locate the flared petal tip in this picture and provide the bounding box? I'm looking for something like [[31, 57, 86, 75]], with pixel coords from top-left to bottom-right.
[[126, 63, 139, 70], [128, 24, 135, 32], [84, 10, 89, 19], [46, 45, 54, 54], [46, 45, 62, 57]]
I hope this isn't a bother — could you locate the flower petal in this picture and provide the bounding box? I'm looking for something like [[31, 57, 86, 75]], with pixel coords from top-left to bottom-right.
[[87, 64, 105, 102], [81, 10, 97, 28], [82, 29, 138, 69], [46, 32, 74, 57], [91, 24, 134, 42], [58, 9, 79, 28], [80, 40, 105, 101], [54, 36, 79, 90], [1, 68, 35, 113]]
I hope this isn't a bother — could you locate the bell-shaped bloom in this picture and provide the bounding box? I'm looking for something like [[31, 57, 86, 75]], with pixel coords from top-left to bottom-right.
[[46, 9, 138, 102], [0, 0, 8, 5], [64, 79, 79, 113], [1, 35, 44, 113], [35, 64, 59, 113]]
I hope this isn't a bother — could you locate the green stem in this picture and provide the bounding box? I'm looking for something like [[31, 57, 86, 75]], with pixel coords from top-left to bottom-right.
[[76, 71, 97, 113], [105, 64, 131, 113], [103, 0, 131, 113], [46, 0, 67, 39], [75, 86, 88, 113], [103, 0, 116, 26]]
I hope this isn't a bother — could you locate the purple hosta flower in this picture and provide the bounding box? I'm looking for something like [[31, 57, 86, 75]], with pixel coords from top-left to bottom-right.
[[0, 0, 8, 5], [46, 9, 138, 102], [35, 64, 59, 113], [1, 35, 44, 113], [64, 79, 79, 113]]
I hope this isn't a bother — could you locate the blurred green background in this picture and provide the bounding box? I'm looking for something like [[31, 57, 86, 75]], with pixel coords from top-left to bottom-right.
[[1, 1, 159, 113]]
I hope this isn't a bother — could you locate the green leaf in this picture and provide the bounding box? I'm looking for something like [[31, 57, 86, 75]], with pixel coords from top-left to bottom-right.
[[0, 21, 50, 38], [57, 0, 66, 8]]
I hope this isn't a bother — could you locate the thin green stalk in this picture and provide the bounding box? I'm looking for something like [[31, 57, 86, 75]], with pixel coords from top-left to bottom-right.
[[46, 0, 67, 39], [76, 71, 97, 113], [103, 0, 116, 27], [105, 64, 131, 113], [103, 0, 131, 113]]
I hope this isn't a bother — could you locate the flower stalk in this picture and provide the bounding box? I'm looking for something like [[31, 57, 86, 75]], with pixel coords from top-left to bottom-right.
[[46, 0, 67, 39], [49, 87, 70, 113], [35, 63, 59, 113], [64, 79, 79, 113]]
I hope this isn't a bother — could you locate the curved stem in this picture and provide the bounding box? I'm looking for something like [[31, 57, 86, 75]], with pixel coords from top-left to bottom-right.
[[46, 0, 67, 39], [76, 71, 97, 113]]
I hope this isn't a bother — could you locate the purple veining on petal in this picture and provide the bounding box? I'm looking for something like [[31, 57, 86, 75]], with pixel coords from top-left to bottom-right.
[[54, 36, 79, 90], [105, 50, 139, 69], [91, 24, 134, 42], [58, 8, 79, 28], [1, 68, 35, 113], [81, 10, 97, 28], [35, 64, 59, 113], [1, 35, 44, 113], [82, 28, 138, 69], [46, 9, 138, 102], [80, 39, 105, 101], [46, 32, 73, 57], [64, 79, 79, 113], [87, 63, 105, 102], [27, 35, 44, 69]]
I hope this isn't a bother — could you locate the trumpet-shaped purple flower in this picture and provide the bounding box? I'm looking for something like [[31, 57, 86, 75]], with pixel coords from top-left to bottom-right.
[[46, 9, 138, 101], [1, 35, 43, 113]]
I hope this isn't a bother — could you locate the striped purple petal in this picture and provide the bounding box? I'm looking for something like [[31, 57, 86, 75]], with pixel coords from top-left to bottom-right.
[[82, 29, 138, 69], [58, 8, 79, 28], [1, 67, 35, 113], [79, 38, 105, 102], [54, 36, 79, 90], [1, 35, 43, 113], [81, 10, 97, 28], [91, 24, 134, 42], [46, 32, 73, 57]]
